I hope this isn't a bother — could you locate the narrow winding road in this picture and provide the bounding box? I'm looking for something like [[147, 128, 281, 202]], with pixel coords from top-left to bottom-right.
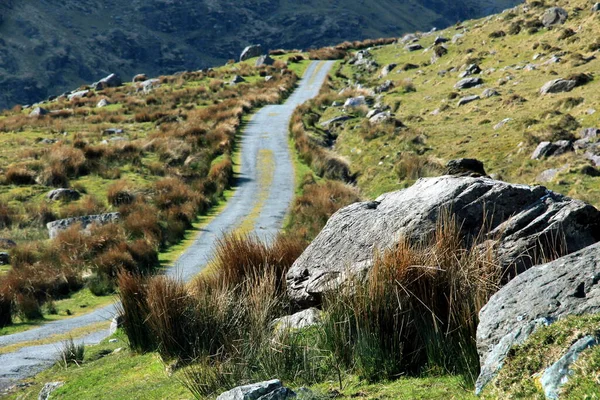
[[0, 60, 334, 390]]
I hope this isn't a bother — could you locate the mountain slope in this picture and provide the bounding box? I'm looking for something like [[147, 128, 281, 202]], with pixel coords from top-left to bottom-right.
[[302, 0, 600, 209], [0, 0, 521, 109]]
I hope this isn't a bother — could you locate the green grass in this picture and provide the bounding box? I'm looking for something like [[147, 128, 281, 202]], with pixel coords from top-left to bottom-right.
[[310, 375, 476, 399], [4, 334, 190, 400], [6, 332, 476, 400]]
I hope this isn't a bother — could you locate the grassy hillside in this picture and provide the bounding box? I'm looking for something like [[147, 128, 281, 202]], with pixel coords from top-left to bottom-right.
[[0, 0, 522, 109], [311, 0, 600, 209]]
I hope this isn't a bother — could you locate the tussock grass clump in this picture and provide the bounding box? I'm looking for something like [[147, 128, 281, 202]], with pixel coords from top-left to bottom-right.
[[320, 213, 500, 383], [58, 337, 85, 368], [212, 233, 306, 290], [5, 166, 36, 185]]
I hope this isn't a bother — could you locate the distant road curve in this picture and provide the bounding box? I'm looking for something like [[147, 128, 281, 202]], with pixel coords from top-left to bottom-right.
[[0, 60, 334, 390]]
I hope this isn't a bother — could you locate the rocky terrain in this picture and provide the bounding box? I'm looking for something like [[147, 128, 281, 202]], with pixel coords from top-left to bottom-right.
[[0, 0, 522, 109]]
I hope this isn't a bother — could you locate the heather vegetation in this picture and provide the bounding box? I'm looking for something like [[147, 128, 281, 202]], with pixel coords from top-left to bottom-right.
[[0, 61, 299, 330]]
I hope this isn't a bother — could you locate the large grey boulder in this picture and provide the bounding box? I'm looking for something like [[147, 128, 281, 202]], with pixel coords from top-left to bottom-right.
[[540, 79, 577, 94], [47, 213, 120, 239], [216, 379, 295, 400], [454, 77, 483, 89], [286, 176, 600, 306], [541, 7, 568, 28], [240, 44, 263, 62], [476, 243, 600, 394]]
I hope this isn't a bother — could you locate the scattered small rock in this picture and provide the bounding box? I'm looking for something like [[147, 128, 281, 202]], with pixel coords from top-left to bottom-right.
[[580, 128, 599, 139], [344, 96, 366, 109], [581, 165, 600, 176], [541, 7, 568, 28], [38, 382, 64, 400], [458, 64, 482, 78], [445, 158, 486, 176], [47, 213, 121, 239], [375, 80, 394, 93], [67, 90, 89, 101], [240, 44, 263, 61], [29, 107, 48, 117], [103, 128, 124, 136], [93, 73, 122, 90], [96, 98, 111, 108], [47, 188, 81, 202], [494, 118, 512, 130], [369, 111, 394, 124], [405, 43, 423, 52], [380, 63, 397, 77], [457, 95, 480, 106], [216, 379, 295, 400], [531, 140, 573, 159], [230, 75, 246, 84], [132, 74, 147, 82], [109, 314, 124, 335], [0, 252, 10, 265], [540, 78, 576, 94], [454, 77, 483, 89], [481, 88, 499, 98], [536, 168, 560, 182], [255, 55, 275, 67]]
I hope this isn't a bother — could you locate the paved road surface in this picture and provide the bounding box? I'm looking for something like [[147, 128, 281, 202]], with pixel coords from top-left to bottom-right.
[[0, 60, 334, 390]]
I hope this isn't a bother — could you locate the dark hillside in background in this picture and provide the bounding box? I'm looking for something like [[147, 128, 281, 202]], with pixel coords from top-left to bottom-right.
[[0, 0, 521, 109]]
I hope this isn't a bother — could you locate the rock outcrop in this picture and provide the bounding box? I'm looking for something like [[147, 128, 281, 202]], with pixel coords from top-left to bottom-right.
[[46, 213, 121, 239], [476, 242, 600, 393], [286, 176, 600, 306]]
